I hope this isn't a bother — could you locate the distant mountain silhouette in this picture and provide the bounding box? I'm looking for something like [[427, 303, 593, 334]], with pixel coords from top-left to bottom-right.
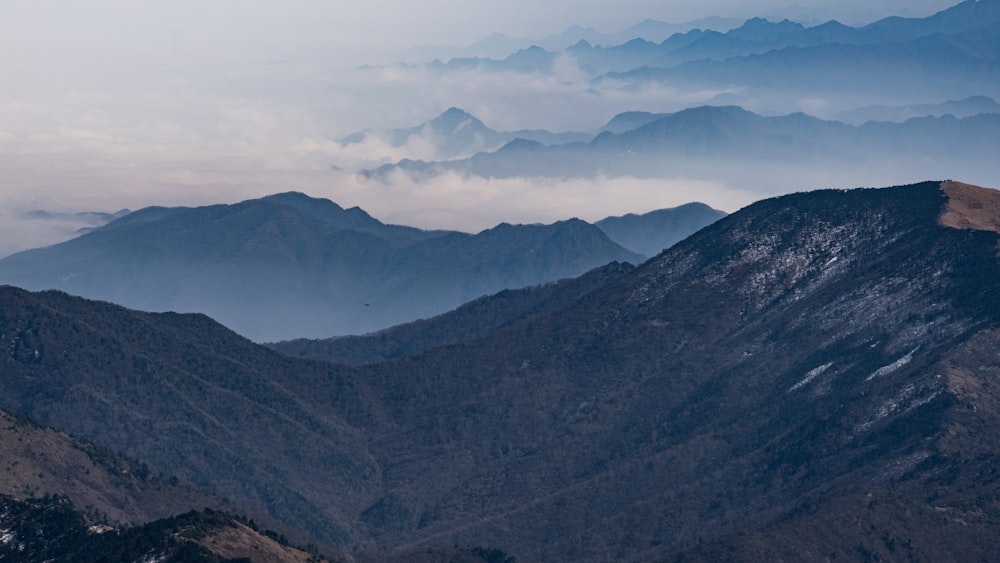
[[608, 22, 1000, 99], [268, 261, 637, 364], [371, 106, 1000, 180], [3, 181, 1000, 560], [0, 192, 643, 341], [594, 202, 727, 257], [835, 95, 1000, 124], [424, 0, 1000, 85], [341, 107, 590, 160], [270, 203, 726, 363]]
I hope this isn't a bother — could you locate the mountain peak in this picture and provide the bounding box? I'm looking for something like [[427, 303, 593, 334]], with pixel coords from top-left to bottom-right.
[[940, 181, 1000, 233]]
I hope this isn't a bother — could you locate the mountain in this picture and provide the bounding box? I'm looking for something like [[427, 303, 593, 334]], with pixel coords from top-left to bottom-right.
[[594, 202, 727, 257], [428, 45, 556, 74], [0, 408, 231, 527], [0, 496, 327, 562], [0, 192, 642, 341], [834, 95, 1000, 124], [2, 181, 1000, 560], [372, 106, 1000, 180], [270, 202, 728, 364], [267, 261, 636, 365], [423, 0, 1000, 83], [341, 107, 590, 160], [609, 22, 1000, 100]]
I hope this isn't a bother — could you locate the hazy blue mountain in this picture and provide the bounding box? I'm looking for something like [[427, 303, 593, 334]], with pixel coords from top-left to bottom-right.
[[405, 16, 740, 62], [425, 1, 1000, 79], [270, 203, 725, 363], [341, 107, 591, 160], [371, 106, 1000, 180], [22, 208, 131, 226], [428, 45, 556, 74], [835, 95, 1000, 124], [597, 110, 670, 134], [0, 192, 642, 341], [270, 203, 726, 363], [3, 181, 1000, 560], [594, 202, 727, 258], [609, 23, 1000, 99], [269, 261, 637, 364]]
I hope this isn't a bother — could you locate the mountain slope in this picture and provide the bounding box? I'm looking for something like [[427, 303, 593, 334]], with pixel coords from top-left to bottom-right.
[[0, 192, 642, 341], [0, 409, 231, 528], [0, 287, 377, 546], [595, 202, 727, 257], [268, 261, 636, 365], [0, 496, 326, 562], [2, 181, 999, 560], [316, 181, 1000, 560]]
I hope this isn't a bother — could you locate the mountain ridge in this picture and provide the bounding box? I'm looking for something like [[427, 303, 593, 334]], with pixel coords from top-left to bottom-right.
[[3, 180, 999, 560], [0, 192, 647, 341]]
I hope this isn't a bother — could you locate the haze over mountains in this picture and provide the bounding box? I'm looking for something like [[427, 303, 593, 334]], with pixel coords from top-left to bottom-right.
[[367, 105, 1000, 181], [335, 0, 1000, 208], [0, 192, 727, 341], [2, 1, 1000, 560], [425, 0, 1000, 94], [3, 181, 1000, 560]]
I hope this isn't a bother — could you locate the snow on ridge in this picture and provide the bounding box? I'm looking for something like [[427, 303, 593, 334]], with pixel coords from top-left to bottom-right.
[[788, 362, 834, 392], [865, 347, 919, 382]]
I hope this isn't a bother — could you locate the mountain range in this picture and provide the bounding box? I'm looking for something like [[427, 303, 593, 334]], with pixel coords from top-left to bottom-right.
[[405, 16, 741, 62], [426, 0, 1000, 96], [340, 106, 591, 161], [369, 105, 1000, 181], [0, 192, 730, 342], [833, 94, 1000, 124], [412, 0, 1000, 129], [2, 180, 999, 560]]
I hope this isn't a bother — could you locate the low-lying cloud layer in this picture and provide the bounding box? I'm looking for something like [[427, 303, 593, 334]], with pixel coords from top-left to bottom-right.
[[1, 0, 992, 258]]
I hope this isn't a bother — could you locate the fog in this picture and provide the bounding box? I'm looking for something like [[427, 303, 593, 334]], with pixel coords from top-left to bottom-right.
[[0, 0, 987, 257]]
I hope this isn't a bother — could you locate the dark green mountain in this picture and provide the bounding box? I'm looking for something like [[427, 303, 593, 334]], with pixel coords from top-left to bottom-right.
[[2, 181, 1000, 560], [0, 192, 642, 341]]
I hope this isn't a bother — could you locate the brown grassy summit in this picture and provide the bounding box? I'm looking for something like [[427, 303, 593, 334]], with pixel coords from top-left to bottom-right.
[[940, 180, 1000, 233]]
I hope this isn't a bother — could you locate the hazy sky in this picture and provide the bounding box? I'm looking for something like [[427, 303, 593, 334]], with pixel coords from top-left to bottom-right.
[[0, 0, 975, 256]]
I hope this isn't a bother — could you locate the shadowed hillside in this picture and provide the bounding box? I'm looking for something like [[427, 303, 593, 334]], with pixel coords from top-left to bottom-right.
[[2, 181, 1000, 560]]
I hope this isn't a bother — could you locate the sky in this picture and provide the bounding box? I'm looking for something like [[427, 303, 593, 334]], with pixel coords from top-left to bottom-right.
[[0, 0, 973, 256]]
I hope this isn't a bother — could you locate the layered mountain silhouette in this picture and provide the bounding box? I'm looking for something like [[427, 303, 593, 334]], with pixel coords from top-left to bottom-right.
[[834, 95, 1000, 124], [341, 106, 591, 160], [370, 105, 1000, 180], [2, 181, 1000, 560], [269, 261, 637, 365], [0, 192, 651, 341], [415, 0, 1000, 126], [427, 0, 1000, 84]]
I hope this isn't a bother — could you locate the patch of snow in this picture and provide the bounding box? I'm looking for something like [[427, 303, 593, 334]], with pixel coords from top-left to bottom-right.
[[788, 362, 834, 392], [88, 524, 114, 534], [0, 528, 14, 545], [865, 347, 919, 382]]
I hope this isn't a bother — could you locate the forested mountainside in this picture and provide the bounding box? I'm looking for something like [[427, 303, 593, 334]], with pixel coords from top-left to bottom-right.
[[2, 181, 999, 560]]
